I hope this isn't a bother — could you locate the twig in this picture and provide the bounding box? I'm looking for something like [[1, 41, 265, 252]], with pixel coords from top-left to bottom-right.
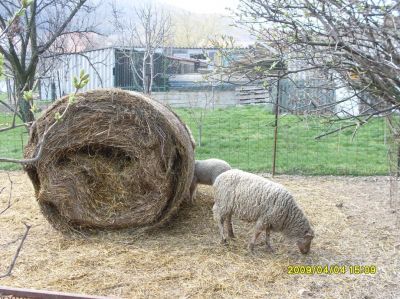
[[0, 123, 31, 133], [0, 6, 25, 40], [0, 173, 13, 215], [0, 100, 23, 121], [315, 122, 359, 139], [0, 74, 87, 165], [0, 223, 31, 279], [0, 236, 22, 248]]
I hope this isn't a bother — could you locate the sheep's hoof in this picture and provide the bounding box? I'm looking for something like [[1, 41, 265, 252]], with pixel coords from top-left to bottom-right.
[[228, 232, 235, 239], [221, 239, 228, 245], [248, 243, 255, 253], [265, 245, 275, 253]]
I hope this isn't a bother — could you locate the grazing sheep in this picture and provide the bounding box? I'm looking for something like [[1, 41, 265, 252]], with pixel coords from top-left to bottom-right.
[[212, 169, 314, 254], [189, 159, 231, 202]]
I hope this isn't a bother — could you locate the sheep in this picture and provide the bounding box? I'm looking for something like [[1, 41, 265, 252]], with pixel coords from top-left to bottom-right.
[[189, 159, 231, 202], [212, 169, 314, 254]]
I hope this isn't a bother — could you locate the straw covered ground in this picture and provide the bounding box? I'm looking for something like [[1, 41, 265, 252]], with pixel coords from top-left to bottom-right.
[[0, 171, 399, 298]]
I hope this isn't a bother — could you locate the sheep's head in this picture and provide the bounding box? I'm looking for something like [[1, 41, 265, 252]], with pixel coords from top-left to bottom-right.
[[296, 230, 314, 254]]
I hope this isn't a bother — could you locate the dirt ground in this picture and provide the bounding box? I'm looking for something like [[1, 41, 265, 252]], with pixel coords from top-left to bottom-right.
[[0, 171, 399, 299]]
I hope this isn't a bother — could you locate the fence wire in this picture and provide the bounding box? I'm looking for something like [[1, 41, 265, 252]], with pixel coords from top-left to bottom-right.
[[0, 94, 391, 176], [0, 109, 29, 171], [178, 105, 389, 175]]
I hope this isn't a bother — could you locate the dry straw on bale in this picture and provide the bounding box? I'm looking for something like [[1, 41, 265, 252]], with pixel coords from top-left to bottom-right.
[[23, 89, 195, 231]]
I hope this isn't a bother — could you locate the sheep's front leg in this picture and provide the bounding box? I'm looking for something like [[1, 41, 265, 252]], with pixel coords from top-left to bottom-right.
[[248, 224, 264, 252], [189, 177, 197, 203], [265, 227, 274, 253], [218, 216, 227, 244], [213, 205, 227, 244], [225, 213, 235, 239]]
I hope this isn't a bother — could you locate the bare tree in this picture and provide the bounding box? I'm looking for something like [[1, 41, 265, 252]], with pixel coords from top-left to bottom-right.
[[215, 0, 400, 136], [185, 87, 216, 147], [111, 2, 172, 94], [0, 0, 97, 123]]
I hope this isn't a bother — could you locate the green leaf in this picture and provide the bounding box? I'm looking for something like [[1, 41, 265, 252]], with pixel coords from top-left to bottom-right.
[[73, 76, 79, 89], [23, 90, 33, 102], [30, 103, 38, 113], [54, 112, 62, 122], [16, 8, 26, 17], [82, 78, 90, 86], [21, 0, 33, 8], [81, 73, 89, 81], [68, 95, 76, 104]]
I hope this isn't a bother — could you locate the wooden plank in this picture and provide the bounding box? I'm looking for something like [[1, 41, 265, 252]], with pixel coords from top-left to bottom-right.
[[235, 91, 268, 96], [235, 86, 266, 91], [239, 99, 268, 104], [0, 286, 112, 299], [236, 93, 268, 98], [237, 95, 268, 101]]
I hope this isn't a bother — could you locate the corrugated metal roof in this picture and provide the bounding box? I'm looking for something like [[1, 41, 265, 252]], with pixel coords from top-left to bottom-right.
[[44, 45, 249, 56]]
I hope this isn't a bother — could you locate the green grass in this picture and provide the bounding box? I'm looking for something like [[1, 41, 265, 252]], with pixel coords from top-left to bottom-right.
[[0, 112, 28, 171], [175, 105, 389, 175], [0, 104, 390, 175]]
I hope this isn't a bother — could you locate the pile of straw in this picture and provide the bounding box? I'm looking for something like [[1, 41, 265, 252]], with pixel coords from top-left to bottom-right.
[[23, 89, 195, 231]]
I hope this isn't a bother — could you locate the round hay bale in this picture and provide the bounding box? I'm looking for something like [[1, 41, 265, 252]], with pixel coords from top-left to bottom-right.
[[24, 89, 195, 231]]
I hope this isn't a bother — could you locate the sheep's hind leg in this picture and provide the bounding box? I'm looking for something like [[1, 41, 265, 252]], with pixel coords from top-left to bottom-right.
[[225, 213, 235, 239]]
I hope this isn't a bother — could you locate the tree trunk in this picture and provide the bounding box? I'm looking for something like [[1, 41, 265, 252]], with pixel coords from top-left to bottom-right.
[[149, 53, 154, 95], [397, 144, 400, 177], [18, 93, 34, 123], [6, 79, 13, 104], [143, 53, 152, 94], [198, 124, 202, 147], [15, 77, 35, 124]]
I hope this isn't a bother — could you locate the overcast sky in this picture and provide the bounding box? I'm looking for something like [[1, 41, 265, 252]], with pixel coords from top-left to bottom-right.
[[161, 0, 239, 14]]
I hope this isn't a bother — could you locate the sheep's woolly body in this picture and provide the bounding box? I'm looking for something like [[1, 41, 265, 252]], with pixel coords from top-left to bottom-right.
[[213, 169, 313, 240], [189, 159, 232, 201], [194, 159, 232, 185]]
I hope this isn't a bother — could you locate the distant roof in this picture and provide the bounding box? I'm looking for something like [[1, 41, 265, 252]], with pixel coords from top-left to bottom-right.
[[41, 45, 250, 58], [118, 45, 248, 50], [71, 45, 248, 53]]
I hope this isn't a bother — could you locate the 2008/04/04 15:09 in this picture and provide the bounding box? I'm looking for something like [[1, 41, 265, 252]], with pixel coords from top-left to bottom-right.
[[287, 265, 377, 275]]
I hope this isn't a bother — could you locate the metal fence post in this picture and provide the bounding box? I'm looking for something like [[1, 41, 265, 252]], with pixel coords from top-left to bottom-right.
[[272, 75, 281, 176]]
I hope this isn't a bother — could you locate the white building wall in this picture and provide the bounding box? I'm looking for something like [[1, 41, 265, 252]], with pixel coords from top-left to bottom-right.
[[40, 48, 115, 100], [152, 90, 238, 108]]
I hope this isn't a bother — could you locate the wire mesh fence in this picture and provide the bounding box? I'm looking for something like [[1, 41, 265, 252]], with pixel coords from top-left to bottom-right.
[[176, 105, 389, 175], [0, 94, 390, 176], [0, 109, 29, 171]]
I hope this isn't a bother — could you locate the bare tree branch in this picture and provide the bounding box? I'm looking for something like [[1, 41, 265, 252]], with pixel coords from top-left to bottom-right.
[[111, 2, 172, 94], [213, 0, 400, 138], [0, 0, 97, 122], [0, 173, 13, 215], [0, 223, 31, 279]]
